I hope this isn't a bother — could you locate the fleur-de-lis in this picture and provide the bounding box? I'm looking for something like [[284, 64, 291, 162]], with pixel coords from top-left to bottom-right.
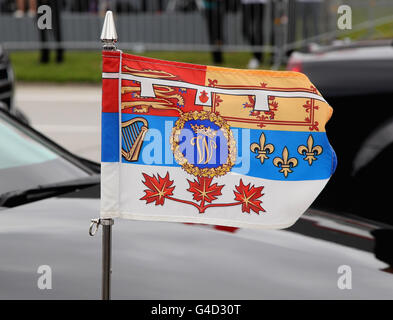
[[297, 135, 323, 166], [250, 133, 275, 164], [273, 147, 298, 178]]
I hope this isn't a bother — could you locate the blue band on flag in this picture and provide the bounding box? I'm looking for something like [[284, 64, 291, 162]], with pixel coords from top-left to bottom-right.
[[102, 112, 119, 162], [101, 113, 336, 181]]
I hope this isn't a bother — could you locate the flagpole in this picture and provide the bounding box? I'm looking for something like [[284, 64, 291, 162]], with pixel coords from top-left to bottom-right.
[[98, 10, 118, 300], [100, 218, 114, 300]]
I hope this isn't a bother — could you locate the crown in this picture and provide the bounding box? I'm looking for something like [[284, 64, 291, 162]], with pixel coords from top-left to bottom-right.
[[190, 124, 217, 139]]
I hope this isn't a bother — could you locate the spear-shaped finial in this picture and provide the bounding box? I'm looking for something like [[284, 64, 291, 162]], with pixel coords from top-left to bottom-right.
[[101, 11, 118, 50]]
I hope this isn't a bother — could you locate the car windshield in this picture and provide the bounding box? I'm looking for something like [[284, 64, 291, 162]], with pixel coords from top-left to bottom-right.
[[0, 112, 92, 194]]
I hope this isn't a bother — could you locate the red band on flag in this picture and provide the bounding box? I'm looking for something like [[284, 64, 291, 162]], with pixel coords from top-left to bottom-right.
[[102, 78, 119, 113], [102, 51, 120, 73]]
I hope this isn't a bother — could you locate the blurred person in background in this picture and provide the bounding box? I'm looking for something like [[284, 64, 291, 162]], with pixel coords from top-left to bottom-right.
[[203, 0, 225, 65], [70, 0, 91, 12], [99, 0, 142, 15], [14, 0, 37, 17], [99, 0, 116, 15], [114, 0, 140, 13], [286, 0, 296, 56], [38, 0, 63, 63], [88, 0, 99, 13], [241, 0, 276, 69], [296, 0, 322, 45]]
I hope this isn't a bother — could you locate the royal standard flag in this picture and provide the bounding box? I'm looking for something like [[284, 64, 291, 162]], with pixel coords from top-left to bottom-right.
[[101, 51, 337, 229]]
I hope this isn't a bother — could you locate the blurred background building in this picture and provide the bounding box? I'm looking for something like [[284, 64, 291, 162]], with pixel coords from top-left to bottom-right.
[[0, 0, 392, 67]]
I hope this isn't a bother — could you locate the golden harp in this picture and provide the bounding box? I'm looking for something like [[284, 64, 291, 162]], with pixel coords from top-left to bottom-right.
[[121, 117, 148, 162]]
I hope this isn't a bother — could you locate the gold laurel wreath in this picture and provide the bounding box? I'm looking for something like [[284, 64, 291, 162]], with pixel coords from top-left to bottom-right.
[[170, 111, 237, 178]]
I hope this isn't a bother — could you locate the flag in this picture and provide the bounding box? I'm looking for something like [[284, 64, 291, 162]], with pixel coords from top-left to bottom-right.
[[101, 51, 336, 229]]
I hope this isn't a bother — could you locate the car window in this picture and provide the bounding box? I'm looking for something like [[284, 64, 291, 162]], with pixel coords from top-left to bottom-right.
[[0, 114, 91, 194], [0, 120, 57, 169]]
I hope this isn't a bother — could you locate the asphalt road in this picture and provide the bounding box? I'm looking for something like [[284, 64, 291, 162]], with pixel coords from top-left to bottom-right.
[[15, 83, 101, 162]]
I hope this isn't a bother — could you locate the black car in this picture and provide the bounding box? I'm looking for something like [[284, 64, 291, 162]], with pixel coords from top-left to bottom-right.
[[1, 108, 393, 299], [0, 43, 29, 123], [287, 40, 393, 226], [0, 44, 13, 110], [0, 108, 100, 205]]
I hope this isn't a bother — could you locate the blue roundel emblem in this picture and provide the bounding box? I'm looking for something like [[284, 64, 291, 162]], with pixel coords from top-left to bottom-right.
[[170, 111, 237, 177]]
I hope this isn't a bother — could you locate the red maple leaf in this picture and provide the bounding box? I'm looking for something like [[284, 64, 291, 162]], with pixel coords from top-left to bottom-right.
[[233, 179, 265, 214], [187, 176, 224, 204], [140, 172, 175, 206]]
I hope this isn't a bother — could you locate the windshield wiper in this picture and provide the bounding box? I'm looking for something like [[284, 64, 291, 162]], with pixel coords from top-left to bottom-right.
[[0, 175, 100, 208]]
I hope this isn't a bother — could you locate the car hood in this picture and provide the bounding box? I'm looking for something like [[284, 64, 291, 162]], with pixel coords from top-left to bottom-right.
[[0, 194, 392, 299]]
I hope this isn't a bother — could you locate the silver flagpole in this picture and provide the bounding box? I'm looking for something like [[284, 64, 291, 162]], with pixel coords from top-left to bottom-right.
[[100, 10, 117, 300], [88, 10, 118, 300], [89, 215, 115, 300], [101, 10, 118, 51], [100, 218, 114, 300]]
